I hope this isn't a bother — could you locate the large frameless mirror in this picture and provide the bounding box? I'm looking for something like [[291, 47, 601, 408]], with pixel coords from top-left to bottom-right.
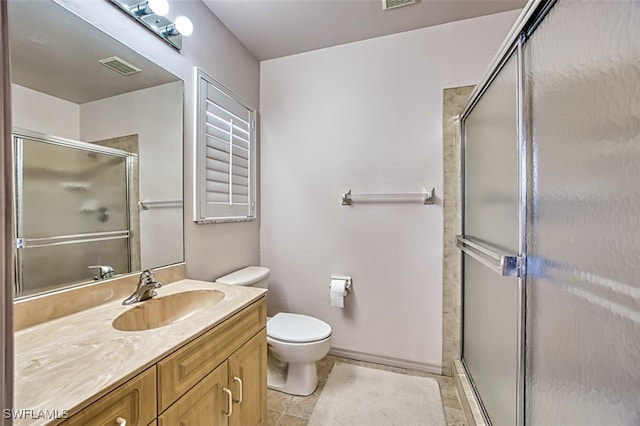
[[9, 0, 184, 298]]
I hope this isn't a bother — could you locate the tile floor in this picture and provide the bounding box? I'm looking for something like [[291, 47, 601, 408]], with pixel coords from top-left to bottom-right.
[[267, 355, 467, 426]]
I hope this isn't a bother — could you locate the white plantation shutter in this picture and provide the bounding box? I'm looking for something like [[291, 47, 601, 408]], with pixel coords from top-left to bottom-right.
[[195, 69, 256, 223]]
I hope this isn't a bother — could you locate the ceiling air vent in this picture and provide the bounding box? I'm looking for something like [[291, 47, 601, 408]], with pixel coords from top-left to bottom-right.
[[98, 56, 142, 76], [382, 0, 417, 10]]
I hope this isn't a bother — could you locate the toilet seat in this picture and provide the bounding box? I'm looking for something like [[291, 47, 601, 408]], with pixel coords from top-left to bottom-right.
[[267, 313, 332, 343]]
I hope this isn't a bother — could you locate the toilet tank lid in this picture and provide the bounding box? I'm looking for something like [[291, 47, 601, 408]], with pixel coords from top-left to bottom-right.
[[215, 266, 270, 286]]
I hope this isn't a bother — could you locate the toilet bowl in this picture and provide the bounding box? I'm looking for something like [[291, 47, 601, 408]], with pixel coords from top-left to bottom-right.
[[266, 312, 332, 396], [214, 266, 332, 396]]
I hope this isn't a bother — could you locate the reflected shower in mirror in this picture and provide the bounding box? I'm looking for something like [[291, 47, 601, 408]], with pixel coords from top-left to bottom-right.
[[9, 0, 184, 298]]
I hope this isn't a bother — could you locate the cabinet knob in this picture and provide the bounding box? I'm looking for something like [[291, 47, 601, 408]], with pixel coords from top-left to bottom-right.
[[223, 387, 233, 417], [233, 377, 244, 403], [115, 417, 127, 426]]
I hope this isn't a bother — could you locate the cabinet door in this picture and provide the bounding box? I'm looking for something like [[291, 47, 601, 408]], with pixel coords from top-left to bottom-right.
[[61, 366, 156, 426], [158, 361, 230, 426], [228, 328, 267, 426]]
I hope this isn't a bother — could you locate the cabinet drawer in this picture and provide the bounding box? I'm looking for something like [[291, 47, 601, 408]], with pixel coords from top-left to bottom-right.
[[61, 366, 156, 426], [157, 297, 266, 412]]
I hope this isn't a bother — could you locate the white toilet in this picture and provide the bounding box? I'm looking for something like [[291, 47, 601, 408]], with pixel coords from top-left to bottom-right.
[[215, 266, 332, 396]]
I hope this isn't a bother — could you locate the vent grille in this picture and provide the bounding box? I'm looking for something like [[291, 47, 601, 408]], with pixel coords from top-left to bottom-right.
[[382, 0, 417, 10], [98, 56, 141, 76]]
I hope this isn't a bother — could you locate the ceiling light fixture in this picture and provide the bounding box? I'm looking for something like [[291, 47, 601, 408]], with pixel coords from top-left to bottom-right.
[[131, 0, 169, 17], [109, 0, 193, 50]]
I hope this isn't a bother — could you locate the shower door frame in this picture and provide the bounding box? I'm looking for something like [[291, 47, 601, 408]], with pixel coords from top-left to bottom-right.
[[12, 128, 136, 297], [0, 0, 13, 421], [457, 1, 557, 425], [459, 39, 525, 426]]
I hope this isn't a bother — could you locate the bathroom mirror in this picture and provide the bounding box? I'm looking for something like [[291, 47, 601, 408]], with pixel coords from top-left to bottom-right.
[[9, 0, 184, 298]]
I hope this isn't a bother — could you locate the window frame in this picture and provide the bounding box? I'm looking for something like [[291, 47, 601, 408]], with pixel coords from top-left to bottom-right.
[[193, 68, 256, 224]]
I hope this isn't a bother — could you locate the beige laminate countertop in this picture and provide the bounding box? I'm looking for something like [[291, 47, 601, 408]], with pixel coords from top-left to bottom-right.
[[13, 279, 267, 426]]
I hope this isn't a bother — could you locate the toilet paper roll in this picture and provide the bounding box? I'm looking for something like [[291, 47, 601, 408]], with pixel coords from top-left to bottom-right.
[[330, 279, 347, 308]]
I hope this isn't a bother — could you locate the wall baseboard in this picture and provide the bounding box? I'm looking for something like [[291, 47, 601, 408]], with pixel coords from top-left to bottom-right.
[[329, 347, 442, 375]]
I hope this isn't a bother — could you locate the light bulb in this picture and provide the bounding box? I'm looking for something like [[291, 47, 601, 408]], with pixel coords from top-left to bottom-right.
[[148, 0, 169, 17], [174, 16, 193, 36]]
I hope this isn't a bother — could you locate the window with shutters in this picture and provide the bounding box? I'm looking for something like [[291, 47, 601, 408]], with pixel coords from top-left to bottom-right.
[[194, 69, 256, 223]]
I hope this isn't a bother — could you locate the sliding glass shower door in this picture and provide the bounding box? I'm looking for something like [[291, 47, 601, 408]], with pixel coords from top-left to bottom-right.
[[14, 133, 132, 297], [460, 49, 522, 426], [459, 1, 640, 425], [523, 1, 640, 424]]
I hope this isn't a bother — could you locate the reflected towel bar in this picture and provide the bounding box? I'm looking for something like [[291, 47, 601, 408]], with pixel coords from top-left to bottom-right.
[[138, 200, 183, 210], [341, 188, 434, 205], [456, 235, 521, 277], [16, 230, 130, 249]]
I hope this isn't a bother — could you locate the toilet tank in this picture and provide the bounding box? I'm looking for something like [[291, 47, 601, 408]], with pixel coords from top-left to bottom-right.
[[214, 266, 270, 289]]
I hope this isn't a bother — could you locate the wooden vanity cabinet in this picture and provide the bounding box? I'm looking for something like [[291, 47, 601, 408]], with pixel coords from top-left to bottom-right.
[[157, 297, 265, 412], [59, 366, 156, 426], [158, 299, 267, 425], [60, 297, 266, 426], [228, 328, 268, 426], [158, 361, 229, 425], [159, 328, 267, 426]]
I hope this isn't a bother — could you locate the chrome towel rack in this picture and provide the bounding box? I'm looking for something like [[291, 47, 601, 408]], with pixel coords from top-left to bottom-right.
[[341, 188, 435, 205], [138, 200, 183, 210], [456, 235, 521, 277], [16, 230, 130, 249]]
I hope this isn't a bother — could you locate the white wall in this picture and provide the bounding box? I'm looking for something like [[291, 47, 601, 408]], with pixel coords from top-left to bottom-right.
[[80, 81, 183, 270], [260, 10, 520, 370], [11, 84, 79, 139], [54, 0, 260, 280]]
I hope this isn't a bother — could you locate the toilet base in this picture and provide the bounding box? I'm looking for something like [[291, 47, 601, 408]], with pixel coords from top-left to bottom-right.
[[267, 356, 319, 396]]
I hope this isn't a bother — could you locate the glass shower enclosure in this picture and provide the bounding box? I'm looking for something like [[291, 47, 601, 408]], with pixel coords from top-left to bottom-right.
[[13, 130, 134, 297], [458, 0, 640, 425]]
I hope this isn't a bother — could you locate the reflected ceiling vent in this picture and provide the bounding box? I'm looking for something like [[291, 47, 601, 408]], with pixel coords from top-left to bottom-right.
[[98, 56, 142, 76], [382, 0, 417, 10]]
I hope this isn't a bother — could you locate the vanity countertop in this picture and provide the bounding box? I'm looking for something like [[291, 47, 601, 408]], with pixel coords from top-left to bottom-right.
[[13, 279, 267, 426]]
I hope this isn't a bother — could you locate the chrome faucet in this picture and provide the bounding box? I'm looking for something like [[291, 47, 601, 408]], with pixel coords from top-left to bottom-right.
[[89, 265, 115, 281], [122, 269, 163, 305]]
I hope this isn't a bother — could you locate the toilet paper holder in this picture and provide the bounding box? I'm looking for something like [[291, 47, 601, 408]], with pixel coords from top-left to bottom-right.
[[329, 276, 352, 293]]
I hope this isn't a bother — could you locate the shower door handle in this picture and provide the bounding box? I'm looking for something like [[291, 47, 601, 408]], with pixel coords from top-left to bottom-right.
[[456, 235, 521, 277]]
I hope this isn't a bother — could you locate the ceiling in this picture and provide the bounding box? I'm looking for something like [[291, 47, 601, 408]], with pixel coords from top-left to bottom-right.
[[203, 0, 526, 61], [9, 0, 179, 104]]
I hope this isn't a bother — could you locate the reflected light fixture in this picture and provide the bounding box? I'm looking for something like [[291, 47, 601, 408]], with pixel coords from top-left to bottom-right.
[[109, 0, 193, 50]]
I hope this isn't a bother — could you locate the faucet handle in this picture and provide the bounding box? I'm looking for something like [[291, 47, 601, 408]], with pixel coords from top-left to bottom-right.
[[140, 268, 154, 277], [138, 269, 162, 289]]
